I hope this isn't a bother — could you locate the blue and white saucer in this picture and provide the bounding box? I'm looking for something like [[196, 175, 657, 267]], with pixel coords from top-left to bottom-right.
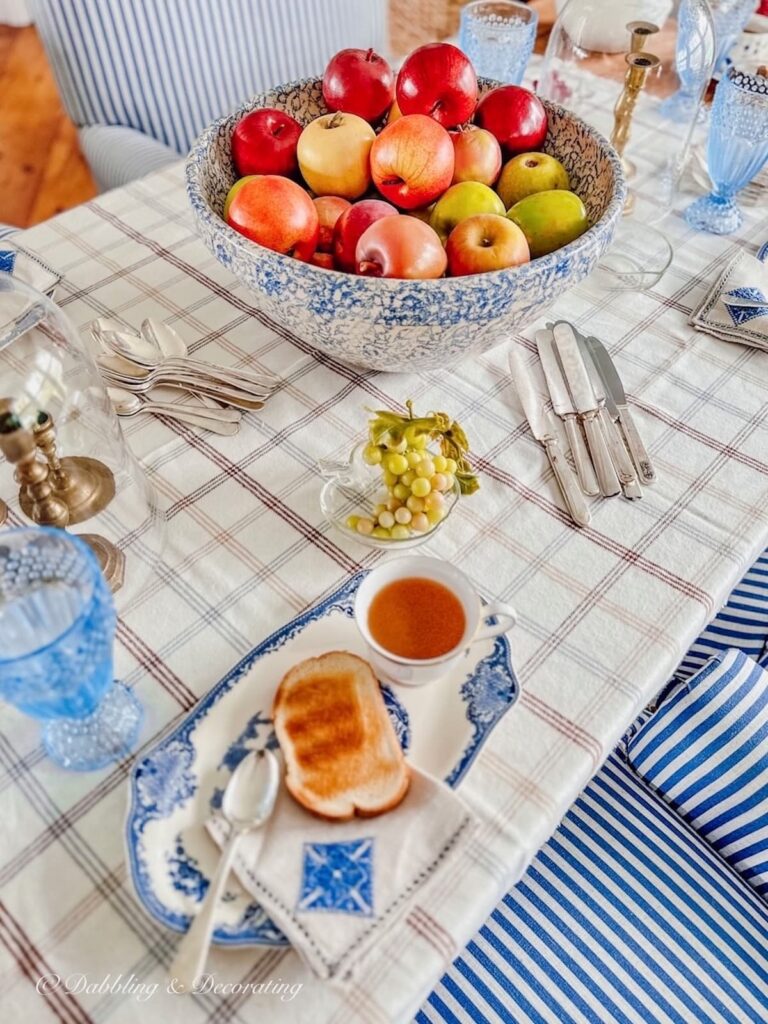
[[124, 570, 519, 947]]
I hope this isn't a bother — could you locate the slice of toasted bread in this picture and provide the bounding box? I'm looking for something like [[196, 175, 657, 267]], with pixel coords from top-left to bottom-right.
[[273, 651, 410, 821]]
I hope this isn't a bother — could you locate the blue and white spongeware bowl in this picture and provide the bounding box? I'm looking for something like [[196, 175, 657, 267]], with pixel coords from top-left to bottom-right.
[[318, 443, 460, 550], [186, 77, 626, 372]]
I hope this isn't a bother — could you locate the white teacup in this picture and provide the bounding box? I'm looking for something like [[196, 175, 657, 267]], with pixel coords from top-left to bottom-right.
[[353, 555, 517, 687]]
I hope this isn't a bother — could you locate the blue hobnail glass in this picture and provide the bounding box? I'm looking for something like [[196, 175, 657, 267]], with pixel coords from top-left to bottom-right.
[[710, 0, 756, 78], [0, 528, 142, 770], [460, 0, 538, 86], [659, 0, 716, 123], [685, 69, 768, 235]]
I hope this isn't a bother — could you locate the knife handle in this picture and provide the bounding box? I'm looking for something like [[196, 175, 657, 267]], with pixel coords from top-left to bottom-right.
[[543, 438, 591, 527], [564, 415, 599, 496], [619, 407, 656, 484], [598, 408, 638, 486], [582, 412, 621, 496]]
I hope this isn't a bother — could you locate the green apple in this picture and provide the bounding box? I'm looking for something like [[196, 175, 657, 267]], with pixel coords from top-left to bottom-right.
[[224, 175, 258, 219], [429, 182, 505, 244], [496, 152, 569, 209], [507, 190, 588, 259]]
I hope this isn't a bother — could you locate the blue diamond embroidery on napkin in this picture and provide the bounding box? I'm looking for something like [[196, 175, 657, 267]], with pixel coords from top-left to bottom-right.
[[0, 251, 16, 275], [723, 287, 768, 325], [298, 838, 374, 916]]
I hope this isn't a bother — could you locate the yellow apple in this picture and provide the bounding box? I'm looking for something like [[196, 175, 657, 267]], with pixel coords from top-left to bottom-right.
[[297, 112, 375, 199]]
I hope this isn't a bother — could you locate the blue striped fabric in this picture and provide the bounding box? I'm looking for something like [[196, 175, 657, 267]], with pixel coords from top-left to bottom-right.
[[418, 753, 768, 1024], [28, 0, 388, 154], [627, 649, 768, 902], [676, 550, 768, 680], [77, 124, 178, 192]]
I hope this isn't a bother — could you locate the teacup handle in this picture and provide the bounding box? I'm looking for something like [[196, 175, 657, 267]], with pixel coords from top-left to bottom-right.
[[473, 601, 517, 643]]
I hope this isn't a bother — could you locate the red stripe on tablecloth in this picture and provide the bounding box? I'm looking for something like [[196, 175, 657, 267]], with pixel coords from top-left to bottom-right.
[[115, 620, 198, 710], [519, 692, 604, 766], [411, 907, 457, 961], [0, 901, 95, 1024]]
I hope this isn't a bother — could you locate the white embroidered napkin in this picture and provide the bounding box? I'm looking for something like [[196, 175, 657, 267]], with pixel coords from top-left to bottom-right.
[[206, 765, 475, 983], [690, 248, 768, 351], [0, 242, 61, 296]]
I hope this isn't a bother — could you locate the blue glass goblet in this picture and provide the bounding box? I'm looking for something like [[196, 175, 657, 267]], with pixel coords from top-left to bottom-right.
[[0, 528, 143, 770], [685, 69, 768, 235], [659, 0, 715, 123], [460, 0, 538, 86], [710, 0, 756, 79]]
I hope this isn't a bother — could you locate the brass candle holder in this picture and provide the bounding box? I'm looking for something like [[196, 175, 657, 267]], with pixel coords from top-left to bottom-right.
[[627, 20, 659, 54], [0, 399, 124, 591], [20, 412, 115, 525], [610, 50, 661, 207]]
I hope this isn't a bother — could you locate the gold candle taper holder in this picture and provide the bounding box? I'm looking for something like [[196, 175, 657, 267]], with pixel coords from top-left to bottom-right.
[[19, 412, 116, 526], [0, 399, 124, 590], [627, 20, 659, 54], [611, 51, 661, 204]]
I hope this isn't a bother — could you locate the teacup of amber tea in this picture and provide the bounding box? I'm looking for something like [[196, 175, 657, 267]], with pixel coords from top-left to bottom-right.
[[353, 555, 517, 686]]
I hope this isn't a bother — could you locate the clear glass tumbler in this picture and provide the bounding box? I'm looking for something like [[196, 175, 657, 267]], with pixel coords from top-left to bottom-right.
[[0, 527, 143, 770], [685, 68, 768, 234], [459, 0, 538, 85]]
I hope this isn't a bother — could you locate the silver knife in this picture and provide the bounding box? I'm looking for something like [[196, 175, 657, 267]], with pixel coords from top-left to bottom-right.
[[552, 323, 621, 497], [508, 349, 590, 527], [581, 333, 656, 484], [552, 321, 643, 501], [535, 329, 599, 497]]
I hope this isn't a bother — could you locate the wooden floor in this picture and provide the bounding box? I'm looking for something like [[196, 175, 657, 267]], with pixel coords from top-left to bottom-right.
[[0, 25, 95, 230]]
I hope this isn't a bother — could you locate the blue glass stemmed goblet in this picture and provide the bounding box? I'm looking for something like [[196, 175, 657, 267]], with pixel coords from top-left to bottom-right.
[[0, 528, 143, 770], [685, 69, 768, 235]]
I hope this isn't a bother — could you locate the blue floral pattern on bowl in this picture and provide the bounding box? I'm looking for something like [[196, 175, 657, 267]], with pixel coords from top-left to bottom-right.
[[186, 77, 626, 371]]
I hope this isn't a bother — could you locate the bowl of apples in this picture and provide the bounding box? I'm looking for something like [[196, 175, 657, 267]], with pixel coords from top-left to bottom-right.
[[186, 43, 626, 372]]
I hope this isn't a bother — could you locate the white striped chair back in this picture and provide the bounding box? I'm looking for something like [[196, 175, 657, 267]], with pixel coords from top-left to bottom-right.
[[27, 0, 388, 153]]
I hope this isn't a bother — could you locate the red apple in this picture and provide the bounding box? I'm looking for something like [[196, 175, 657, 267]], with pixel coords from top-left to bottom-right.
[[445, 214, 530, 277], [231, 108, 302, 177], [475, 86, 548, 154], [322, 47, 395, 123], [333, 198, 398, 272], [396, 42, 478, 128], [227, 175, 319, 260], [450, 126, 502, 186], [311, 251, 336, 270], [370, 114, 454, 210], [356, 216, 447, 280], [313, 196, 351, 252]]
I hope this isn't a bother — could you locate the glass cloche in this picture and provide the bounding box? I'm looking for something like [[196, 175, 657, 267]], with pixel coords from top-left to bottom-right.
[[0, 274, 165, 601], [538, 0, 716, 224]]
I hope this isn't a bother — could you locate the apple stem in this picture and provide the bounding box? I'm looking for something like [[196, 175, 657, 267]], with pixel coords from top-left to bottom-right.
[[327, 112, 345, 129], [358, 260, 383, 277], [365, 47, 374, 61]]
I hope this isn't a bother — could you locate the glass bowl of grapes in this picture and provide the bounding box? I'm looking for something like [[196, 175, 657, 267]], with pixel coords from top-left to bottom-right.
[[319, 402, 478, 550]]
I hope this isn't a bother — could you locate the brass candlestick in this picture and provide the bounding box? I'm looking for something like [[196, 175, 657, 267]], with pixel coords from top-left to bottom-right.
[[611, 51, 661, 202], [0, 499, 7, 526], [0, 399, 124, 591], [627, 20, 659, 54], [20, 412, 116, 526]]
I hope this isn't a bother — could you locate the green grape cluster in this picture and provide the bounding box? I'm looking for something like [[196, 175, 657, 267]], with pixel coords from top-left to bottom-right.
[[346, 435, 459, 541]]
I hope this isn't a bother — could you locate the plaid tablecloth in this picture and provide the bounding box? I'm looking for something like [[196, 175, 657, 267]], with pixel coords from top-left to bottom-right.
[[2, 120, 768, 1022]]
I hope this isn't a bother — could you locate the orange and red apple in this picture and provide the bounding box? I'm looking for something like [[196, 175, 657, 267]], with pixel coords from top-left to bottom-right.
[[227, 175, 319, 260], [450, 126, 502, 187], [445, 214, 530, 276], [356, 216, 447, 279], [370, 114, 454, 210]]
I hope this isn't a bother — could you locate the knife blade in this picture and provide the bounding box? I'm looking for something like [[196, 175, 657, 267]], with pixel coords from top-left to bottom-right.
[[508, 349, 590, 527], [581, 333, 656, 484], [535, 328, 599, 497], [552, 323, 621, 497], [553, 321, 642, 500]]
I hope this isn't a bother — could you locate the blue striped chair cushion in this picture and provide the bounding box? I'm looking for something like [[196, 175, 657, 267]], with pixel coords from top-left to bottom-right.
[[418, 753, 768, 1024], [676, 550, 768, 680], [627, 649, 768, 901]]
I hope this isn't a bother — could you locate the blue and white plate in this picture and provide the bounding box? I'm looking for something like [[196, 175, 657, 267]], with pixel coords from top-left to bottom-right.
[[125, 570, 519, 947]]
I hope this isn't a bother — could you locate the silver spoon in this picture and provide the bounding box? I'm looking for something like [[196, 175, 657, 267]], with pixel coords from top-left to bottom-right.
[[108, 388, 241, 434], [168, 749, 280, 993], [142, 318, 278, 388], [97, 355, 266, 411]]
